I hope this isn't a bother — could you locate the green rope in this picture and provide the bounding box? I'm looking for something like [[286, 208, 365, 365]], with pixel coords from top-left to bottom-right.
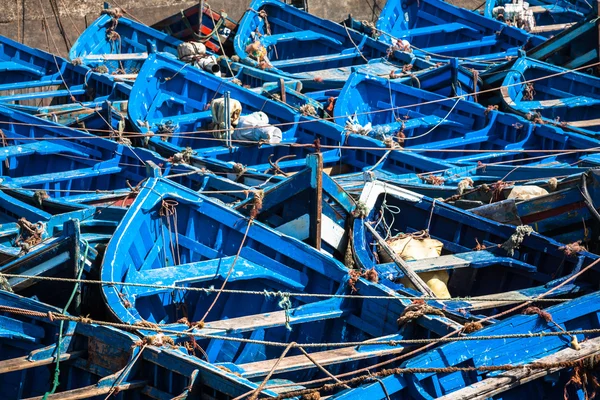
[[42, 238, 89, 400]]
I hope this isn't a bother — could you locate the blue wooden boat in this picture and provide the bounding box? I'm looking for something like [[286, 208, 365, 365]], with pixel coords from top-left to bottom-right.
[[0, 34, 132, 109], [336, 72, 600, 168], [69, 6, 182, 76], [233, 0, 434, 90], [484, 56, 600, 137], [330, 291, 600, 399], [354, 180, 600, 318], [484, 0, 586, 37], [101, 177, 470, 392], [151, 2, 237, 53], [469, 169, 600, 245], [235, 153, 356, 258], [129, 52, 454, 177], [372, 0, 545, 63], [336, 164, 589, 208], [0, 291, 224, 399], [528, 14, 600, 75]]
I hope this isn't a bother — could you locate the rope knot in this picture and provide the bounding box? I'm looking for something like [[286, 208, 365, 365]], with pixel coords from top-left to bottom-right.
[[500, 225, 534, 256], [300, 104, 317, 117], [559, 241, 586, 257], [523, 306, 553, 323], [397, 300, 444, 327]]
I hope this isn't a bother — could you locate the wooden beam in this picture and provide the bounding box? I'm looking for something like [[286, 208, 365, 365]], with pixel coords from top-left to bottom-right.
[[364, 222, 435, 297], [437, 336, 600, 400], [0, 351, 85, 374]]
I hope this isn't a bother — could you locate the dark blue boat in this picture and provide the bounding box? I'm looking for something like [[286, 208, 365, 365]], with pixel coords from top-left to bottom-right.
[[129, 53, 456, 177], [101, 177, 467, 393], [234, 0, 433, 90], [0, 291, 238, 399], [336, 72, 600, 168], [330, 292, 600, 399], [527, 14, 600, 75], [354, 181, 599, 317], [373, 0, 545, 63], [484, 56, 600, 137]]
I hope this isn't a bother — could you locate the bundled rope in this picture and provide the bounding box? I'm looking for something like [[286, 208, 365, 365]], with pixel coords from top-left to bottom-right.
[[500, 225, 534, 256], [397, 300, 445, 327], [15, 218, 46, 255]]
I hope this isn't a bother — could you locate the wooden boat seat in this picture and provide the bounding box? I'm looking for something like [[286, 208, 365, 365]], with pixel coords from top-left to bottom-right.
[[0, 141, 90, 159], [270, 51, 361, 69], [81, 52, 148, 62], [261, 30, 342, 48], [457, 282, 585, 311], [376, 250, 537, 279], [519, 96, 600, 109], [149, 92, 209, 118], [9, 165, 122, 186], [0, 88, 86, 103], [249, 149, 340, 172], [412, 134, 489, 150], [0, 351, 84, 375], [197, 298, 347, 336], [0, 314, 45, 342], [421, 37, 499, 55], [398, 23, 478, 39], [0, 79, 64, 93], [128, 251, 308, 297], [445, 151, 515, 164], [0, 61, 45, 76], [235, 333, 404, 378], [268, 16, 347, 43]]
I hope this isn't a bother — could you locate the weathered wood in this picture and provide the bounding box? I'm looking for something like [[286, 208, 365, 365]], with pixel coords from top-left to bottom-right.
[[531, 22, 576, 33], [83, 52, 148, 61], [24, 380, 147, 400], [365, 222, 436, 297], [309, 153, 323, 250], [199, 299, 346, 335], [239, 335, 405, 378], [437, 336, 600, 400], [0, 351, 85, 374]]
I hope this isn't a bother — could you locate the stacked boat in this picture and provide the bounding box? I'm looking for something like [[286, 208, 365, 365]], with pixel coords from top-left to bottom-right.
[[1, 0, 600, 398]]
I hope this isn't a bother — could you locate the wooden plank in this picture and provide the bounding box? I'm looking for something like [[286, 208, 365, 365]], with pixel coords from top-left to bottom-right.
[[438, 336, 600, 400], [364, 222, 435, 297], [83, 52, 148, 61], [199, 299, 346, 335], [24, 380, 147, 400], [531, 22, 576, 34], [0, 351, 85, 374], [239, 335, 405, 378]]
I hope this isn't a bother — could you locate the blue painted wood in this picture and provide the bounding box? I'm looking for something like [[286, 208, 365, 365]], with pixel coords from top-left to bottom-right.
[[101, 177, 464, 389], [336, 71, 600, 168], [373, 0, 545, 64], [354, 181, 600, 320], [234, 0, 434, 89], [0, 291, 231, 399], [486, 55, 600, 137], [129, 52, 456, 178], [527, 14, 599, 74], [331, 291, 600, 399]]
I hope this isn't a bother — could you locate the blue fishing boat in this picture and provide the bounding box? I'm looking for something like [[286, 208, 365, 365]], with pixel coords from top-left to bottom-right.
[[527, 14, 600, 75], [69, 6, 182, 76], [330, 292, 600, 399], [335, 164, 589, 208], [372, 0, 545, 63], [129, 52, 454, 178], [151, 2, 237, 53], [101, 177, 468, 394], [336, 72, 600, 168], [0, 291, 226, 399], [484, 55, 600, 137], [234, 0, 434, 90], [484, 0, 586, 37], [354, 180, 599, 318], [235, 153, 356, 258], [469, 169, 600, 245]]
